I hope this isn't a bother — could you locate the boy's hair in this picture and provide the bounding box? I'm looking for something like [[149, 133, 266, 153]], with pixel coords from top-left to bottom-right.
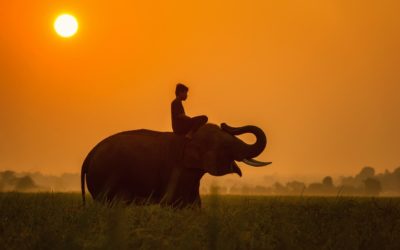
[[175, 83, 189, 96]]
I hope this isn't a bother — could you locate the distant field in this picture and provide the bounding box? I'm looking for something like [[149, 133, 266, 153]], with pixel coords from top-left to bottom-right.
[[0, 193, 399, 249]]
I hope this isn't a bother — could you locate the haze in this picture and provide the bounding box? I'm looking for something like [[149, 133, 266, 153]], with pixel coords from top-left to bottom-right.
[[1, 0, 399, 179]]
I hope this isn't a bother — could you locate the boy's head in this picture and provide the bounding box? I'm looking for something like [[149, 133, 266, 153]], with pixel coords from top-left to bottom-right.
[[175, 83, 188, 100]]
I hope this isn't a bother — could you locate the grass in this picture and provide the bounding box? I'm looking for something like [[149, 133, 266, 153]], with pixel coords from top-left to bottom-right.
[[0, 193, 399, 250]]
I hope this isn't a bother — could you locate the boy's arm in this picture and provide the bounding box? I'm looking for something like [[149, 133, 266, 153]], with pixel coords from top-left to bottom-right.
[[172, 100, 190, 119]]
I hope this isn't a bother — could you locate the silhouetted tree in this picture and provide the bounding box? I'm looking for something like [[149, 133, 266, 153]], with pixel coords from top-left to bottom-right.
[[306, 176, 337, 195], [356, 166, 375, 181], [341, 166, 377, 189], [322, 176, 334, 187], [14, 176, 37, 191], [0, 171, 17, 185], [364, 178, 382, 196]]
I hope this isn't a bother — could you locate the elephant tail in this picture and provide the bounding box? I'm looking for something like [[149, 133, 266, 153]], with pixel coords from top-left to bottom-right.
[[81, 153, 90, 206]]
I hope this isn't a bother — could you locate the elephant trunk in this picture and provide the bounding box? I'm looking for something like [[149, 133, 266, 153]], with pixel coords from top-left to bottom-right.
[[221, 123, 267, 160]]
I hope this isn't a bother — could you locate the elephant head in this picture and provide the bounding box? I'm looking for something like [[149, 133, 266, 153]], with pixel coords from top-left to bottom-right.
[[183, 123, 271, 177]]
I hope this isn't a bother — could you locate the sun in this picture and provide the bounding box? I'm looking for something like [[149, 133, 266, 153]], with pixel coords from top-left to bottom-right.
[[54, 14, 78, 38]]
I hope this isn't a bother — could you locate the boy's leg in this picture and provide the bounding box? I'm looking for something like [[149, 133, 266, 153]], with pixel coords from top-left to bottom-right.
[[186, 115, 208, 138]]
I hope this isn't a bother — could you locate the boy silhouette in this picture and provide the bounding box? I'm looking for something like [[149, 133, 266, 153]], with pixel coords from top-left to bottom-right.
[[171, 83, 208, 138]]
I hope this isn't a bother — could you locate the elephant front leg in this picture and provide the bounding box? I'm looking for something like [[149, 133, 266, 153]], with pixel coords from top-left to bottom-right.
[[161, 185, 202, 209], [182, 184, 202, 208], [161, 168, 204, 208]]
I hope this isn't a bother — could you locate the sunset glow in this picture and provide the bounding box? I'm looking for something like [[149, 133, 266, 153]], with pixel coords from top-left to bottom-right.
[[1, 1, 400, 178]]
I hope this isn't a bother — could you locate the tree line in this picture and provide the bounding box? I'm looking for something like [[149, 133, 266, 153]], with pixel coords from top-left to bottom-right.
[[1, 166, 399, 196], [202, 166, 400, 196]]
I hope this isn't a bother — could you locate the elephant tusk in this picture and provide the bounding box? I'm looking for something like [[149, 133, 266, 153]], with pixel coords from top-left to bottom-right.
[[242, 158, 272, 167]]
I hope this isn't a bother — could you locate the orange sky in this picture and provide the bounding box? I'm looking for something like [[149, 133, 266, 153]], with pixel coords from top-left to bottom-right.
[[1, 0, 399, 179]]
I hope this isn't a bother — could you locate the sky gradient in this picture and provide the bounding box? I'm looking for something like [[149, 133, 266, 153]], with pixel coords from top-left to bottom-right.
[[1, 0, 399, 178]]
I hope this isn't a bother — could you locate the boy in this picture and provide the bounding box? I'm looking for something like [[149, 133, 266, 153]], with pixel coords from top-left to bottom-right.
[[171, 83, 208, 138]]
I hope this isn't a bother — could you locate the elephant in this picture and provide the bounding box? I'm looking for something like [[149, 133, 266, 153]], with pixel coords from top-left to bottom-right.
[[81, 123, 271, 207]]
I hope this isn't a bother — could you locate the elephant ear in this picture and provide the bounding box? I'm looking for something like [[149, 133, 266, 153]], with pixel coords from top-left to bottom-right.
[[182, 141, 202, 169]]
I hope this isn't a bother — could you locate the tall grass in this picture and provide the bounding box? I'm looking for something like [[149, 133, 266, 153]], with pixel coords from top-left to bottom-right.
[[0, 192, 399, 249]]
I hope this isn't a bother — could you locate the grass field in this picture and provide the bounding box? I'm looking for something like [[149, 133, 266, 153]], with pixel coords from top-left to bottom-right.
[[0, 193, 399, 250]]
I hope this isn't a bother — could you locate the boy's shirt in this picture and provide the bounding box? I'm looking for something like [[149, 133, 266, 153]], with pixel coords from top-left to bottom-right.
[[171, 98, 187, 132]]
